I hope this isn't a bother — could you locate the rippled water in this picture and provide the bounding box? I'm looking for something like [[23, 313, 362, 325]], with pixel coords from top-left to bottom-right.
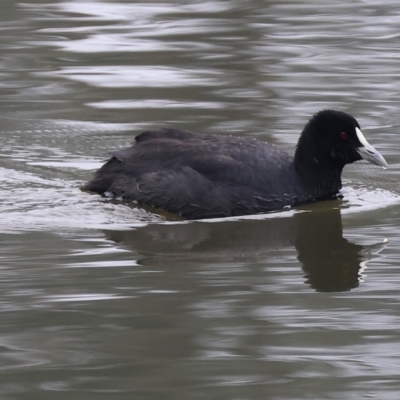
[[2, 1, 400, 399]]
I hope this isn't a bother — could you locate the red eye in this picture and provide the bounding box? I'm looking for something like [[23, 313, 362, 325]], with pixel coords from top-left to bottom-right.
[[340, 132, 348, 140]]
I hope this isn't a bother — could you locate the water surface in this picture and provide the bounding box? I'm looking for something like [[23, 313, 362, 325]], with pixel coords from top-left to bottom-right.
[[1, 1, 400, 399]]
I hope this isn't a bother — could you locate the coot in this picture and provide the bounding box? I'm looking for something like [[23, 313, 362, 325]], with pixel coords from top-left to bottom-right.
[[83, 110, 388, 219]]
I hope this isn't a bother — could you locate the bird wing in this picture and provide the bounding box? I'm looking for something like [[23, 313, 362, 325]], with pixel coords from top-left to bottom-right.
[[84, 129, 294, 218]]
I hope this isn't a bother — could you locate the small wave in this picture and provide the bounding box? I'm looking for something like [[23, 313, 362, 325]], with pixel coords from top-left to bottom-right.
[[339, 186, 400, 214]]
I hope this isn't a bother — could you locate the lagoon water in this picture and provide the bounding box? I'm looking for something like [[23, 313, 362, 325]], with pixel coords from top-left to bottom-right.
[[1, 1, 400, 399]]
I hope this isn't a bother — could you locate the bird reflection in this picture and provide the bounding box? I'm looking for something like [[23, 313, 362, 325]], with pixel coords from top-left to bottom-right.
[[105, 205, 387, 292], [294, 208, 386, 291]]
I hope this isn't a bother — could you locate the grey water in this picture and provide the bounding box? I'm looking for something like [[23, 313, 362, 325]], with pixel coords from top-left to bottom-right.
[[1, 1, 400, 399]]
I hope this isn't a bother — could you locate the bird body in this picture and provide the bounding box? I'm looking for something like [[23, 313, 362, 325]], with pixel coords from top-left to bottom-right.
[[83, 110, 387, 219]]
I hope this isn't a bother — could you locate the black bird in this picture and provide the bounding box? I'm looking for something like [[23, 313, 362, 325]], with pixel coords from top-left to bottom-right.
[[83, 110, 388, 219]]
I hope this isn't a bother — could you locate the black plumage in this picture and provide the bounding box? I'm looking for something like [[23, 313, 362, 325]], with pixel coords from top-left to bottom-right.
[[83, 110, 387, 219]]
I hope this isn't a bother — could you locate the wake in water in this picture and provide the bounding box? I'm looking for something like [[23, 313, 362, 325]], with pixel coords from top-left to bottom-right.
[[0, 166, 160, 233], [1, 159, 399, 233], [340, 186, 400, 214]]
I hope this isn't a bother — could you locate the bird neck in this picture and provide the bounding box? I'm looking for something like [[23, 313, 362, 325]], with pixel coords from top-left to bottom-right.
[[294, 162, 344, 199]]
